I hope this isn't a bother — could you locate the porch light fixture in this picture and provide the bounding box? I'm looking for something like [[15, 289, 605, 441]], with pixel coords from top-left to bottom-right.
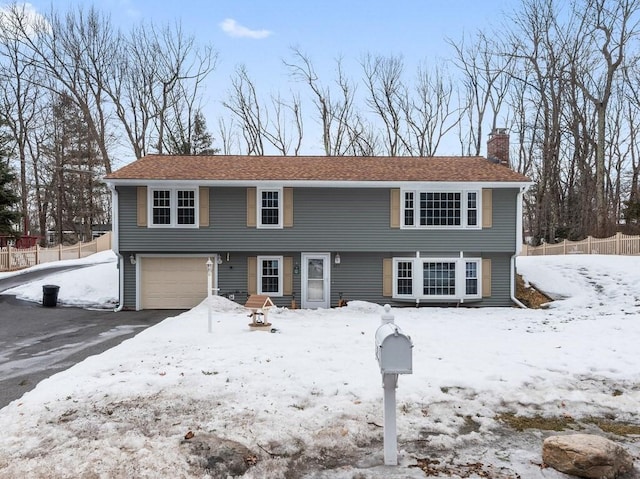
[[129, 254, 136, 265], [334, 253, 341, 265]]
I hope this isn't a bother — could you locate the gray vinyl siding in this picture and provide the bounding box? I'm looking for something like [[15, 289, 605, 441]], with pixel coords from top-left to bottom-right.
[[116, 185, 519, 308], [117, 186, 519, 253], [214, 251, 514, 308], [331, 252, 513, 307], [479, 252, 513, 307], [122, 253, 136, 309]]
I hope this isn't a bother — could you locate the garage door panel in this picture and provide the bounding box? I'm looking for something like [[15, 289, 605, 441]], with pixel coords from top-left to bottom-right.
[[141, 257, 209, 309]]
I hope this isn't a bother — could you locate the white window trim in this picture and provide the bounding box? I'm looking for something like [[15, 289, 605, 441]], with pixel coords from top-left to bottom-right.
[[257, 187, 283, 229], [257, 255, 283, 297], [148, 187, 199, 228], [400, 189, 482, 230], [392, 257, 482, 301]]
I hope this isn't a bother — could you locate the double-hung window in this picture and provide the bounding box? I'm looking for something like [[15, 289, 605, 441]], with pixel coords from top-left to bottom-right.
[[152, 190, 172, 225], [258, 188, 282, 228], [177, 190, 196, 225], [257, 256, 283, 296], [393, 257, 481, 300], [402, 190, 480, 229], [149, 188, 198, 227]]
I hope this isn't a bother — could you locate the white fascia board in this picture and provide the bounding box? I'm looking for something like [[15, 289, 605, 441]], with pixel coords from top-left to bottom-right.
[[105, 178, 532, 189]]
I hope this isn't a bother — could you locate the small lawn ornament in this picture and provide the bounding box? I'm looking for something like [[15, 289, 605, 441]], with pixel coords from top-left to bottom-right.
[[245, 295, 275, 331]]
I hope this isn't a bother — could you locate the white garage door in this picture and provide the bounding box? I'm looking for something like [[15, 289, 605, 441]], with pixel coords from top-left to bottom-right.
[[140, 256, 210, 309]]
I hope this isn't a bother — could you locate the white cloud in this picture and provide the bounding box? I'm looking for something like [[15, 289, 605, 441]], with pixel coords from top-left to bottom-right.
[[219, 18, 272, 39], [0, 2, 48, 37]]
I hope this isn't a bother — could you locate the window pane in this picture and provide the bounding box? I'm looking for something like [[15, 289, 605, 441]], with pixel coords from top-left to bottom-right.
[[419, 192, 461, 226], [261, 191, 280, 225], [465, 261, 478, 295], [404, 192, 414, 226], [307, 280, 324, 300], [423, 262, 456, 295], [261, 259, 280, 293], [467, 192, 478, 226], [177, 190, 195, 225], [307, 259, 323, 279], [152, 190, 171, 224], [467, 210, 477, 226], [396, 261, 413, 295], [307, 259, 324, 300]]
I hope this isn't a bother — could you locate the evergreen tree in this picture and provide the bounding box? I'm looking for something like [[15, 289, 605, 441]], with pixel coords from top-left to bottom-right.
[[192, 110, 216, 155], [0, 158, 21, 237], [163, 109, 218, 155]]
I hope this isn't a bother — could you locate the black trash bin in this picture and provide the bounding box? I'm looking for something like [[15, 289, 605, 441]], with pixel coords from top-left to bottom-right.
[[42, 285, 60, 307]]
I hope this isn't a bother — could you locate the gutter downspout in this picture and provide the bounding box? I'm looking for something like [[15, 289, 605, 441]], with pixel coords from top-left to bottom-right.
[[511, 185, 528, 308], [108, 184, 124, 312]]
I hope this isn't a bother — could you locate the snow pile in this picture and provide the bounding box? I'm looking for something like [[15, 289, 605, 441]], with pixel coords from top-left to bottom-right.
[[1, 250, 117, 308], [0, 254, 639, 478]]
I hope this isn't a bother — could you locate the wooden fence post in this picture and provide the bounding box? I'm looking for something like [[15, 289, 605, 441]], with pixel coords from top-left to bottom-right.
[[8, 244, 12, 270], [615, 232, 621, 255], [587, 236, 592, 254], [35, 244, 40, 265]]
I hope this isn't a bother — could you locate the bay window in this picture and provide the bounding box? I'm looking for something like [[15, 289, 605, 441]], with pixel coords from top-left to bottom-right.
[[393, 257, 481, 300]]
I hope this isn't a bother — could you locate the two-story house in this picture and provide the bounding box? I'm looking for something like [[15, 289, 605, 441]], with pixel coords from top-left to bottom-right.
[[105, 131, 531, 310]]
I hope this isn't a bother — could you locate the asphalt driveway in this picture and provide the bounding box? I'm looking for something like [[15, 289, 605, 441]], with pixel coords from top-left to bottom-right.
[[0, 295, 182, 409]]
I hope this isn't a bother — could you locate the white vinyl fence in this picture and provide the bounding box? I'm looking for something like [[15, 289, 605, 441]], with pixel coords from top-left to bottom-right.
[[521, 232, 640, 256], [0, 232, 112, 272]]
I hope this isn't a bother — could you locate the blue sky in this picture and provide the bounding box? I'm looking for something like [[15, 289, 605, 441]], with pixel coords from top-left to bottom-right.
[[25, 0, 515, 155]]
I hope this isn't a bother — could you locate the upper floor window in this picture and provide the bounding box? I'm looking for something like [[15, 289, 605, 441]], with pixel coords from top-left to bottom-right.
[[152, 190, 171, 225], [177, 190, 196, 225], [149, 188, 198, 228], [402, 190, 480, 229], [467, 192, 478, 227], [258, 188, 282, 228], [393, 257, 481, 300]]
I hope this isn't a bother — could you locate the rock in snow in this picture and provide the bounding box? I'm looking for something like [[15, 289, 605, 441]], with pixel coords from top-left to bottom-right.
[[542, 434, 634, 479]]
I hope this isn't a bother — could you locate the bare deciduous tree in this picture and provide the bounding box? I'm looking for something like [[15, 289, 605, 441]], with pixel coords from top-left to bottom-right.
[[563, 0, 640, 235], [403, 61, 460, 156], [0, 3, 41, 234], [362, 53, 405, 155], [285, 48, 359, 155], [448, 31, 513, 156]]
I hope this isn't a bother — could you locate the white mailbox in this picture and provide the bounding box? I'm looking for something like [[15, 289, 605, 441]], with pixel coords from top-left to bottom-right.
[[375, 322, 413, 374]]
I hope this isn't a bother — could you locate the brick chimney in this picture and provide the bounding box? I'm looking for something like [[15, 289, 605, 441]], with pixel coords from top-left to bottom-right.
[[487, 128, 509, 167]]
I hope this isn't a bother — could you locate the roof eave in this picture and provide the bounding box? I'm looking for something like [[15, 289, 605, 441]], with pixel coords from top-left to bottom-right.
[[104, 178, 533, 188]]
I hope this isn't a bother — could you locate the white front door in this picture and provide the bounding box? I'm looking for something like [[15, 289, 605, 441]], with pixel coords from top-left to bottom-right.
[[301, 253, 331, 309]]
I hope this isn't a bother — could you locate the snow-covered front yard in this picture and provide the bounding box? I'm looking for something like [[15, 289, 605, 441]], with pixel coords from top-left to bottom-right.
[[1, 253, 639, 478]]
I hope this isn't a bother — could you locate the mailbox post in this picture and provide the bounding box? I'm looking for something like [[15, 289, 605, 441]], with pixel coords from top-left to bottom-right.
[[375, 304, 413, 466]]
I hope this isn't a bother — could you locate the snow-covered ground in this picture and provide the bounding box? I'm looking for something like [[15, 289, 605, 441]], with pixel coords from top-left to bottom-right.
[[0, 250, 118, 308], [1, 253, 639, 478]]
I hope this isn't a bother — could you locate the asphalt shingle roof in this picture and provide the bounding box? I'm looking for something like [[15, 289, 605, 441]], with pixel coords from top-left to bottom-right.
[[105, 154, 531, 183]]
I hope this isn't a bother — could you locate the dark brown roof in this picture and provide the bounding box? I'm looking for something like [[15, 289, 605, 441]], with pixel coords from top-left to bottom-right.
[[105, 154, 531, 183]]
